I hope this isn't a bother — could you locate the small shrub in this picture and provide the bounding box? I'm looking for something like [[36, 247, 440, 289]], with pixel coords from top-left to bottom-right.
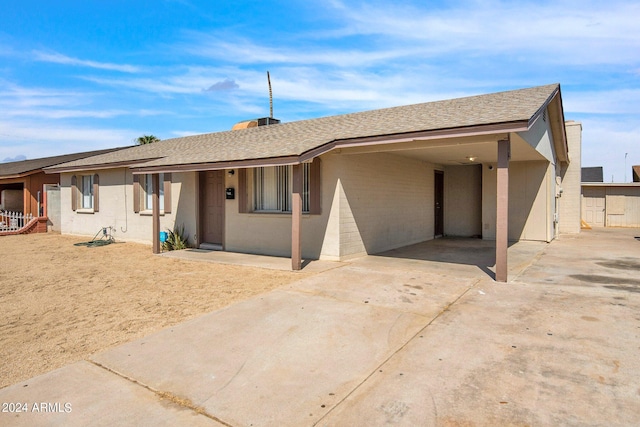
[[162, 224, 189, 251]]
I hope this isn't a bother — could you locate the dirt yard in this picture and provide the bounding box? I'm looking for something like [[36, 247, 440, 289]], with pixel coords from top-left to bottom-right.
[[0, 233, 311, 389]]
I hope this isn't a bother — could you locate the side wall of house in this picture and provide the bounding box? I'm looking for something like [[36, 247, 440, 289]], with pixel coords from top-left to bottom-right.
[[60, 169, 198, 245], [482, 160, 552, 241], [559, 121, 582, 234], [443, 165, 482, 237]]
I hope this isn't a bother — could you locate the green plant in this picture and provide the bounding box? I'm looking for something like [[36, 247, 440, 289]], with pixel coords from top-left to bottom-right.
[[162, 224, 189, 251]]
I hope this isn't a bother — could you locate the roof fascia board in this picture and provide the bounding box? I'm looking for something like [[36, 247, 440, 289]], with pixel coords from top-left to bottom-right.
[[547, 90, 569, 163], [0, 170, 42, 180], [45, 158, 162, 174]]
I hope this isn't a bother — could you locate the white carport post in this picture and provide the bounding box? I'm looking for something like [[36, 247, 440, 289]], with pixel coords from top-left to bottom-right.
[[291, 164, 302, 270], [496, 137, 510, 282], [152, 173, 161, 254]]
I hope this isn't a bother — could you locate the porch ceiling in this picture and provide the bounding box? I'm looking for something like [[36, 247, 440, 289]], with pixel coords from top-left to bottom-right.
[[338, 133, 545, 165]]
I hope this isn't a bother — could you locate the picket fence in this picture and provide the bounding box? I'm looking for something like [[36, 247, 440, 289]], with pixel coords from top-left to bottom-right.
[[0, 211, 34, 232]]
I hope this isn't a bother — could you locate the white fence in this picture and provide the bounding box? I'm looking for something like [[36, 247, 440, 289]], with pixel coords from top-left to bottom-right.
[[0, 211, 34, 232]]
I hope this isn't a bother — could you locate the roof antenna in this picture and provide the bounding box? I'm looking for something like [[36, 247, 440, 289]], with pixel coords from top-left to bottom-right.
[[267, 71, 273, 118]]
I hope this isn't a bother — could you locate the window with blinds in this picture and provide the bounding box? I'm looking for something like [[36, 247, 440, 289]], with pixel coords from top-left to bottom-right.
[[253, 164, 310, 212]]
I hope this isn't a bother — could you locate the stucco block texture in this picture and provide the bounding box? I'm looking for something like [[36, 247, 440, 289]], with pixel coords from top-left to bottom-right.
[[559, 122, 582, 234]]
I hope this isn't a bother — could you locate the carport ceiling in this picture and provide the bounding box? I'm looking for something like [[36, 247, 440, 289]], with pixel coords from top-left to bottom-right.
[[339, 133, 546, 165]]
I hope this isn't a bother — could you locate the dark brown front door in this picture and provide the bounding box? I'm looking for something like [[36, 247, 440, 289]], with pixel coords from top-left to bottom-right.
[[434, 170, 444, 237], [200, 170, 224, 245]]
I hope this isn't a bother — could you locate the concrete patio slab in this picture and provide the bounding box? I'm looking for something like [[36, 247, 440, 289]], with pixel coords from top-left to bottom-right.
[[319, 279, 640, 426], [0, 361, 222, 427]]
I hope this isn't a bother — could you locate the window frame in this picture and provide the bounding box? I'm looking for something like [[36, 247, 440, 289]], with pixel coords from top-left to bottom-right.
[[71, 173, 99, 213], [133, 173, 172, 215], [251, 163, 312, 214]]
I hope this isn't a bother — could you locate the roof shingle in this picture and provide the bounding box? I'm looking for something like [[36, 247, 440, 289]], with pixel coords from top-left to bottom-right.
[[46, 84, 560, 172]]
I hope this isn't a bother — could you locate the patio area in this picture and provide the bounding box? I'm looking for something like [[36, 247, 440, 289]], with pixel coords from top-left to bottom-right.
[[160, 237, 549, 281]]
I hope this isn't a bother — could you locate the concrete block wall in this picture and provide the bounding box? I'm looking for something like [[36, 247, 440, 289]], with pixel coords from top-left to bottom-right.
[[559, 121, 582, 234], [323, 152, 435, 259], [224, 163, 329, 259], [482, 160, 551, 241], [444, 165, 482, 237]]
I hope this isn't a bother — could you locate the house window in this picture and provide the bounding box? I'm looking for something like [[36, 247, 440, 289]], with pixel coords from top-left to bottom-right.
[[81, 175, 94, 209], [72, 174, 99, 212], [144, 173, 164, 211], [133, 173, 171, 214], [253, 164, 310, 213]]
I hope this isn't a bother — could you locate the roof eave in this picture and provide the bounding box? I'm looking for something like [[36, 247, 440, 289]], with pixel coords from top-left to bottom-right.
[[132, 121, 531, 174], [530, 84, 568, 163], [0, 169, 43, 180]]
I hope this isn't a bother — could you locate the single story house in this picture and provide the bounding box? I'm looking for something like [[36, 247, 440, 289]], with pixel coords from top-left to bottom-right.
[[46, 84, 581, 281], [0, 149, 123, 231]]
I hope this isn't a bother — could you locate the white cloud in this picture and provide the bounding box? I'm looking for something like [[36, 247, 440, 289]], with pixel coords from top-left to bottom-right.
[[0, 119, 135, 159], [579, 118, 640, 182], [324, 0, 640, 66], [563, 88, 640, 115], [33, 51, 141, 73]]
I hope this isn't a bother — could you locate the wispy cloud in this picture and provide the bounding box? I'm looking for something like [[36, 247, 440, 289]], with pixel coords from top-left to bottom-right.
[[33, 51, 141, 73], [325, 0, 640, 66], [0, 119, 136, 160]]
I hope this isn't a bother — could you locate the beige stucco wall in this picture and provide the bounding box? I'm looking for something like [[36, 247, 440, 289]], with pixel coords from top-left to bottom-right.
[[60, 169, 198, 245], [321, 152, 435, 259], [581, 185, 640, 228], [559, 121, 582, 233], [443, 165, 482, 237], [223, 165, 328, 259], [224, 152, 436, 260], [482, 160, 553, 241]]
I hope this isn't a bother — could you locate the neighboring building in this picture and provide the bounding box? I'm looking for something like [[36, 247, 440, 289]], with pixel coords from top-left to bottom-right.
[[0, 149, 126, 233], [582, 183, 640, 228], [633, 165, 640, 183], [581, 166, 603, 183], [46, 84, 579, 281]]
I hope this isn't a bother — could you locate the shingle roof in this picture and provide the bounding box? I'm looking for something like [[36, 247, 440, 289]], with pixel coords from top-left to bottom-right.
[[581, 167, 604, 183], [0, 148, 126, 178], [47, 84, 560, 172]]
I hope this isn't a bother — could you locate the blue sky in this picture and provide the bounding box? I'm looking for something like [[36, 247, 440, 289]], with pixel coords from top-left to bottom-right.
[[1, 0, 638, 181]]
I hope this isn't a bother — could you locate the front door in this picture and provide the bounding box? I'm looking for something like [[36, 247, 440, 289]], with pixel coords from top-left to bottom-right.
[[200, 170, 225, 245], [434, 170, 444, 237]]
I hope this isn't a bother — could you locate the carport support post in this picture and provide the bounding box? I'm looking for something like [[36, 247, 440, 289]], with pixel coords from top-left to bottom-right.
[[496, 137, 510, 282], [291, 164, 302, 270], [152, 173, 161, 254]]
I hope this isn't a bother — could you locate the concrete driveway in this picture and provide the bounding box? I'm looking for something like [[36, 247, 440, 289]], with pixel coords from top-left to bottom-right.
[[1, 229, 639, 426]]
